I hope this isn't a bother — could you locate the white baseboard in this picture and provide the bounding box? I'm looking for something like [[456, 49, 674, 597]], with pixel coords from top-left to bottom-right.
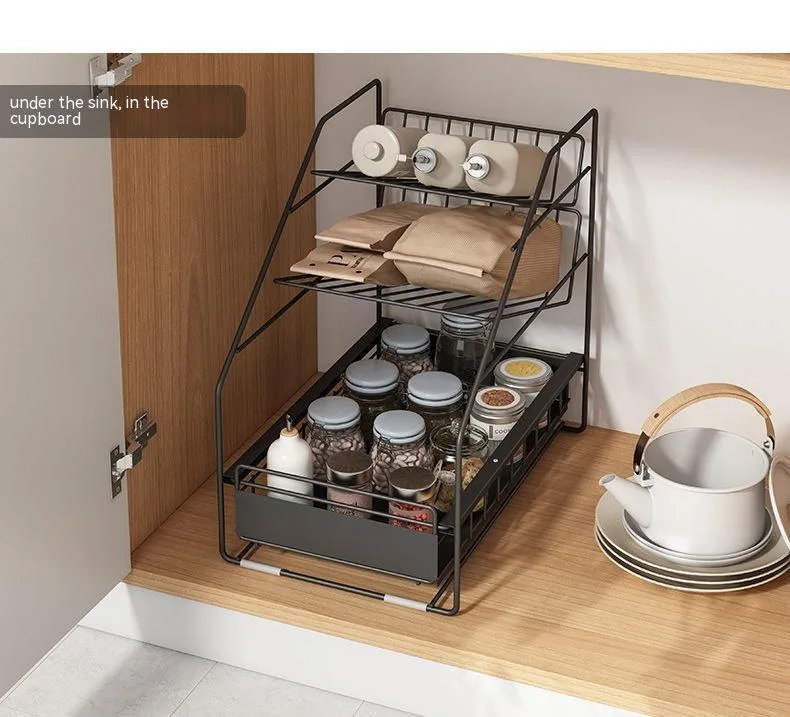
[[81, 583, 640, 717]]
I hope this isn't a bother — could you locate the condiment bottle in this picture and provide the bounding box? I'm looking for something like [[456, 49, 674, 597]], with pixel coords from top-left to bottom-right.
[[370, 410, 433, 493], [388, 465, 438, 532], [430, 420, 489, 514], [265, 415, 313, 505], [343, 359, 401, 447], [412, 133, 477, 189], [380, 323, 434, 401], [494, 357, 553, 429], [352, 124, 426, 177], [462, 139, 547, 197], [326, 450, 374, 519], [470, 386, 526, 459], [407, 371, 464, 439], [304, 396, 366, 480]]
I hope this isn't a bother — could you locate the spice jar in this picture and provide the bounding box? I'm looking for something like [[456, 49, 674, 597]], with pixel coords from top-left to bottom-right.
[[304, 396, 366, 480], [434, 303, 492, 392], [369, 410, 433, 493], [380, 324, 433, 400], [431, 420, 489, 514], [470, 386, 526, 460], [343, 359, 401, 447], [326, 450, 374, 519], [388, 466, 438, 532], [407, 371, 464, 438], [494, 357, 553, 429]]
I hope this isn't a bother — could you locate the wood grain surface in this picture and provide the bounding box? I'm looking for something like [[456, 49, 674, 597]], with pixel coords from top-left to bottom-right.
[[111, 54, 317, 549], [127, 421, 790, 717], [525, 53, 790, 92]]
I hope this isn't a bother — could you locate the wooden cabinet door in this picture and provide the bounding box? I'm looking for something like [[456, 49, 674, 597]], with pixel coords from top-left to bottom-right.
[[111, 54, 317, 549], [0, 54, 130, 695]]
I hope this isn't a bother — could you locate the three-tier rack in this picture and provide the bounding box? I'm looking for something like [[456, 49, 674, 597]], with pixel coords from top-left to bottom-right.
[[214, 79, 598, 615]]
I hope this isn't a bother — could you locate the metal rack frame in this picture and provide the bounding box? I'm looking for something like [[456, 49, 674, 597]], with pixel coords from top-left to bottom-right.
[[214, 78, 598, 615]]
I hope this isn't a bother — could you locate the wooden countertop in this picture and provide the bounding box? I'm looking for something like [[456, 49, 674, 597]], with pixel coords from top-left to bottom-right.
[[523, 54, 790, 92], [128, 424, 790, 717]]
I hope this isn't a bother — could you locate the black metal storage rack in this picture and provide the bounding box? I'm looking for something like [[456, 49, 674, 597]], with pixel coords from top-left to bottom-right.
[[215, 79, 598, 615]]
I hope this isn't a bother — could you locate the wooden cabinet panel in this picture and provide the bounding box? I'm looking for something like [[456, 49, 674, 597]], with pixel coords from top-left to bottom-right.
[[112, 54, 316, 549]]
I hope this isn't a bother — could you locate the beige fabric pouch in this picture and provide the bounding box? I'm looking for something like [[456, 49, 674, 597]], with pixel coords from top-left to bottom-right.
[[290, 243, 406, 287], [384, 205, 562, 299], [316, 202, 444, 253]]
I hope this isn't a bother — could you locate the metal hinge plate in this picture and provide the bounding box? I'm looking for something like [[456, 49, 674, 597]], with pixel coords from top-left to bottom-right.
[[110, 411, 157, 499], [90, 54, 142, 96]]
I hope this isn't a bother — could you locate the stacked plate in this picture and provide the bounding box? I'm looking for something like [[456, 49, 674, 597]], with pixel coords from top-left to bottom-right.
[[595, 491, 790, 592]]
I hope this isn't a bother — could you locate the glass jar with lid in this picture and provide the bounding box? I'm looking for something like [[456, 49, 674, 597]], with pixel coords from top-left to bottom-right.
[[387, 465, 438, 533], [430, 420, 489, 514], [369, 409, 433, 493], [407, 371, 464, 438], [470, 386, 526, 460], [434, 300, 492, 393], [380, 324, 434, 400], [343, 359, 401, 447], [304, 395, 366, 480], [494, 357, 553, 429]]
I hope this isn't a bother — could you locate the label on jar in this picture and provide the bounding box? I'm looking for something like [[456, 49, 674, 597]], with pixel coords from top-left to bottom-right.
[[470, 415, 517, 442]]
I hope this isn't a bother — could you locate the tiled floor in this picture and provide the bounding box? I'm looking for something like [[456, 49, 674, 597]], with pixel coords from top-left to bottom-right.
[[1, 627, 417, 717]]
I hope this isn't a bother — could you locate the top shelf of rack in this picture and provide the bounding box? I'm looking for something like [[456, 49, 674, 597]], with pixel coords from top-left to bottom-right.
[[312, 169, 567, 210]]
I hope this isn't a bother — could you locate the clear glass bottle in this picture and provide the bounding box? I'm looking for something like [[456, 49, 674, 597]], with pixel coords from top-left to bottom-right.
[[304, 396, 366, 481], [434, 303, 492, 393], [369, 410, 433, 494], [407, 371, 464, 439], [343, 359, 401, 447], [387, 466, 438, 533], [431, 420, 489, 514], [380, 324, 434, 401]]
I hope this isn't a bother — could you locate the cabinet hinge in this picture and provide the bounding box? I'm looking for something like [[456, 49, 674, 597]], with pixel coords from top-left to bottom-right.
[[110, 411, 157, 499]]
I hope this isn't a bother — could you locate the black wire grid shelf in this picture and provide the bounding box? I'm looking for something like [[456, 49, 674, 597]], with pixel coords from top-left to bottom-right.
[[215, 78, 598, 615]]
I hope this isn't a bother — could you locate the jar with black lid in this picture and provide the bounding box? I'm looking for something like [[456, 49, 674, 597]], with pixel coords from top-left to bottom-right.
[[380, 324, 434, 400], [407, 371, 464, 438], [387, 465, 438, 532], [434, 300, 492, 392], [343, 359, 401, 447], [369, 409, 433, 493], [304, 395, 366, 480]]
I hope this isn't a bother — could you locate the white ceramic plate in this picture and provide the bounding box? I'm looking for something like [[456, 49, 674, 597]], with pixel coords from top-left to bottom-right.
[[595, 531, 790, 593], [596, 528, 790, 586], [595, 492, 790, 578], [622, 509, 773, 567]]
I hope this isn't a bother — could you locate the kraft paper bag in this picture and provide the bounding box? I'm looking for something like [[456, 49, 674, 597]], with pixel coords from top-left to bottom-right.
[[316, 202, 444, 253], [384, 205, 562, 299], [290, 243, 407, 287]]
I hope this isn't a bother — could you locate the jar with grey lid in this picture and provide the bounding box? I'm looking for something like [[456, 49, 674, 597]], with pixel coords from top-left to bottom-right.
[[343, 359, 401, 447], [380, 324, 434, 400], [434, 301, 492, 393], [430, 420, 489, 514], [326, 450, 374, 519], [494, 357, 553, 429], [369, 410, 433, 493], [304, 396, 366, 480], [470, 386, 526, 460], [407, 371, 464, 439], [387, 466, 438, 532]]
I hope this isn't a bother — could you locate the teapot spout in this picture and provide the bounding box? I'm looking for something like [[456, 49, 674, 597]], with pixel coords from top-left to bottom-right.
[[599, 473, 652, 528]]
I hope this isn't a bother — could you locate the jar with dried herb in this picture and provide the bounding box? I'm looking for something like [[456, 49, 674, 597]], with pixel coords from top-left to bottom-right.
[[494, 357, 553, 429], [304, 396, 366, 481], [430, 420, 489, 514], [369, 410, 433, 493], [343, 359, 401, 447], [470, 386, 526, 460]]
